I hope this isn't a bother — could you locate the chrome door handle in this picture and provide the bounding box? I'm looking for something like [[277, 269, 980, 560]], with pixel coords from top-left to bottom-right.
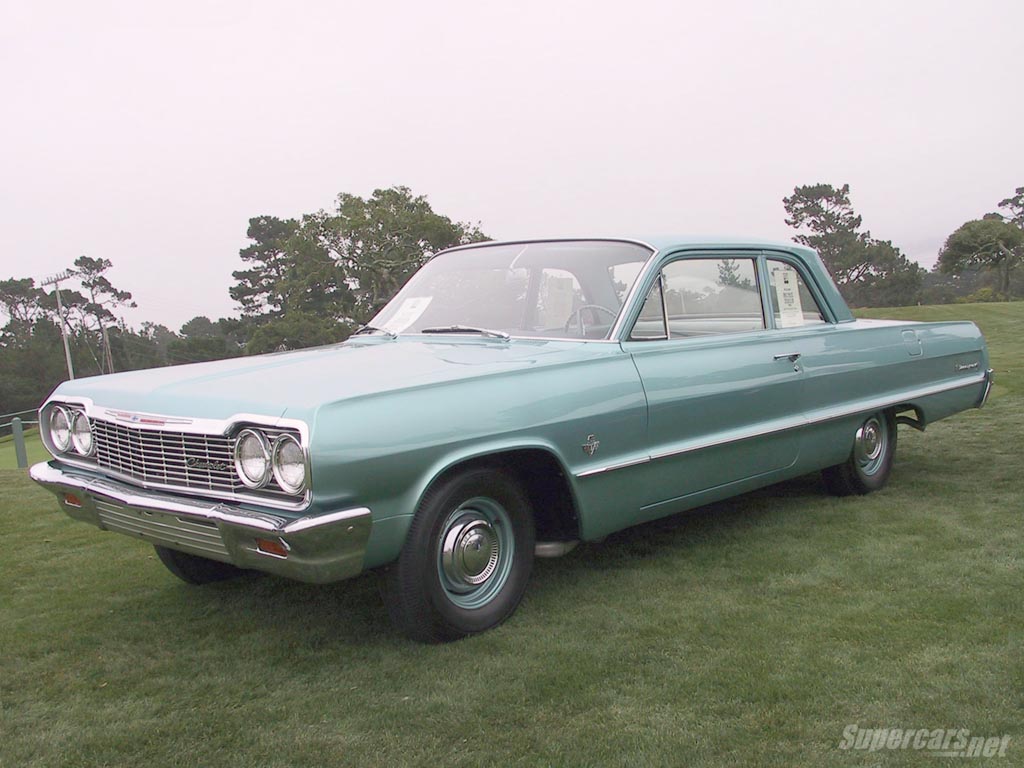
[[773, 352, 801, 363]]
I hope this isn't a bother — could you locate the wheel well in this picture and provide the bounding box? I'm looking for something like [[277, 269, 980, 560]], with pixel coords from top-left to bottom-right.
[[428, 450, 580, 542]]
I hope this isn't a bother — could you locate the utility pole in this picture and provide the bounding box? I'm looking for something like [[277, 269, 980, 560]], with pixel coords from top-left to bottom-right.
[[101, 323, 115, 374], [41, 270, 76, 380]]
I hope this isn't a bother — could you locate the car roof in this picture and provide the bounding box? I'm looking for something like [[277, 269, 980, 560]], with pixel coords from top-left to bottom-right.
[[443, 235, 815, 258]]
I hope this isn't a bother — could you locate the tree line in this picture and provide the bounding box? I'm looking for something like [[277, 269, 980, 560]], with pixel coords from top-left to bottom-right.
[[785, 183, 1024, 306], [2, 183, 1021, 419]]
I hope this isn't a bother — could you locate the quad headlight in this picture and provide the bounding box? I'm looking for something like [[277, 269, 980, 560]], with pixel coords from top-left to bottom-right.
[[47, 405, 95, 456], [49, 406, 73, 453], [234, 429, 272, 488], [233, 428, 307, 495], [272, 433, 306, 494], [70, 410, 94, 456]]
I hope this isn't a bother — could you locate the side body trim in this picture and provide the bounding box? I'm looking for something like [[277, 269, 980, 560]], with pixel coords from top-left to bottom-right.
[[575, 372, 986, 479]]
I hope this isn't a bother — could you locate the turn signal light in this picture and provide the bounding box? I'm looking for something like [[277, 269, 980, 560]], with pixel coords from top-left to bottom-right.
[[255, 538, 289, 558], [64, 493, 82, 508]]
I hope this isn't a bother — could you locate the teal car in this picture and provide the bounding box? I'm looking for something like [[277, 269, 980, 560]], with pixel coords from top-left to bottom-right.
[[31, 238, 993, 642]]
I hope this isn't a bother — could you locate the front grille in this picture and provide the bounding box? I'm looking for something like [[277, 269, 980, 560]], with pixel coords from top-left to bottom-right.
[[93, 419, 238, 491], [90, 418, 299, 502], [95, 497, 231, 560]]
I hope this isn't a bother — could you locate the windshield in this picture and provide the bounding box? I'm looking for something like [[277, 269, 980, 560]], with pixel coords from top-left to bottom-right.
[[369, 240, 652, 340]]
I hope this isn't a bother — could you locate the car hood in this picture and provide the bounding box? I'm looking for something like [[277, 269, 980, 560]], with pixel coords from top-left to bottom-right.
[[50, 337, 616, 422]]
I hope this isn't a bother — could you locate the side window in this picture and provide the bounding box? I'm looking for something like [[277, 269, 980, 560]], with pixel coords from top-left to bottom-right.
[[630, 276, 668, 340], [660, 258, 764, 337], [766, 260, 826, 328]]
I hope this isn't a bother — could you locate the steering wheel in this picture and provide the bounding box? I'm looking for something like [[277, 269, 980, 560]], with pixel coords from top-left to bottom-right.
[[563, 304, 618, 337]]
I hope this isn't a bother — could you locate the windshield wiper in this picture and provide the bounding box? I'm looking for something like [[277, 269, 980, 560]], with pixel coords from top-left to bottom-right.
[[352, 325, 397, 339], [420, 325, 511, 341]]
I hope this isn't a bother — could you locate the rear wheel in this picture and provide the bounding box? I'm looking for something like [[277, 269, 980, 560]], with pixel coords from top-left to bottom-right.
[[384, 467, 535, 643], [822, 411, 897, 496], [154, 545, 243, 584]]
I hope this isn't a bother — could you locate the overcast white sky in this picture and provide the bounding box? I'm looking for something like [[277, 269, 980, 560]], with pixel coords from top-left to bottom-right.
[[2, 0, 1022, 331]]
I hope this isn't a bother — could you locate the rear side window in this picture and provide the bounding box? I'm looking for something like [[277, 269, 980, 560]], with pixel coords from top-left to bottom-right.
[[766, 260, 826, 328]]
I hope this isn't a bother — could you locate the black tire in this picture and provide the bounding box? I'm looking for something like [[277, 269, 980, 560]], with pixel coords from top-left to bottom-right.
[[822, 410, 897, 496], [154, 545, 243, 584], [384, 467, 535, 643]]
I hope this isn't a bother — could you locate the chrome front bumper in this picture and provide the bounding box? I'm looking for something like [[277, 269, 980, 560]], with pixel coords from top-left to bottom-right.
[[30, 462, 372, 584]]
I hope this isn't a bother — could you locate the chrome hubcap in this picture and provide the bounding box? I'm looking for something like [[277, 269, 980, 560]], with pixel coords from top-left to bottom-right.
[[436, 497, 515, 610], [854, 416, 887, 475], [441, 515, 500, 590]]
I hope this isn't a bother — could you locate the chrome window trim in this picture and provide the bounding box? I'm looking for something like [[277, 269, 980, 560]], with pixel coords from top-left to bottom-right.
[[39, 396, 312, 511], [615, 248, 776, 342], [609, 247, 662, 340], [438, 236, 658, 257], [575, 371, 987, 479]]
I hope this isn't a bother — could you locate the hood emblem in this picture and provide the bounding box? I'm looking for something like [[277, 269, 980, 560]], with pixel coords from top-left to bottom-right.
[[582, 434, 601, 457], [106, 410, 192, 427]]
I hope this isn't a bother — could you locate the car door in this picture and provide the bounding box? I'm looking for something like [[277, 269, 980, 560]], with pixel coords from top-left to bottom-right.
[[620, 252, 807, 511]]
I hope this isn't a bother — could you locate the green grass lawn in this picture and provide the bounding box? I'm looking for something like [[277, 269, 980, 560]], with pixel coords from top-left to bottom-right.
[[2, 303, 1020, 767], [0, 428, 47, 470]]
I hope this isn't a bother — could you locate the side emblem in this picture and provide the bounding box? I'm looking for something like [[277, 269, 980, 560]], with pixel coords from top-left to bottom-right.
[[582, 434, 601, 457]]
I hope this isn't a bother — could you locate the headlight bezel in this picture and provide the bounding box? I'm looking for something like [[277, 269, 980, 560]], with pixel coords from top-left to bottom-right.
[[233, 428, 273, 489], [271, 433, 307, 495]]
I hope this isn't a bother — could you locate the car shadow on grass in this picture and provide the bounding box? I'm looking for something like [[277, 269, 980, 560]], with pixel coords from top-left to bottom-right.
[[113, 471, 830, 649], [553, 471, 827, 568]]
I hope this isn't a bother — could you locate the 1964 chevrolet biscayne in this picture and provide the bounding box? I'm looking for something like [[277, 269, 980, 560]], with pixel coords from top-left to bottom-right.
[[32, 238, 993, 641]]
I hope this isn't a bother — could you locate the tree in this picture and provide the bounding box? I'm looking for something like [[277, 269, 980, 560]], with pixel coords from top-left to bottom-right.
[[717, 258, 754, 289], [0, 278, 47, 332], [168, 316, 244, 362], [228, 186, 489, 350], [784, 183, 923, 307], [938, 187, 1024, 299], [998, 187, 1024, 227], [321, 186, 488, 320], [783, 183, 866, 285], [0, 318, 68, 416], [230, 215, 300, 319], [938, 217, 1023, 298], [245, 311, 353, 354], [60, 256, 137, 374]]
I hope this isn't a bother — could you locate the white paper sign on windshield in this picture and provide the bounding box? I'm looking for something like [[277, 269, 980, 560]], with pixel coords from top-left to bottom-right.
[[382, 297, 432, 333], [771, 264, 804, 328]]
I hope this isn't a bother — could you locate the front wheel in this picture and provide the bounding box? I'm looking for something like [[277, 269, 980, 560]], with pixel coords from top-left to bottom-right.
[[822, 411, 897, 496], [384, 467, 535, 643]]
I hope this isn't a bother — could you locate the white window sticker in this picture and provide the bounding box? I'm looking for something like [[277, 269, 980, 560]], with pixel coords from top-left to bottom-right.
[[382, 297, 432, 333], [771, 264, 804, 328]]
